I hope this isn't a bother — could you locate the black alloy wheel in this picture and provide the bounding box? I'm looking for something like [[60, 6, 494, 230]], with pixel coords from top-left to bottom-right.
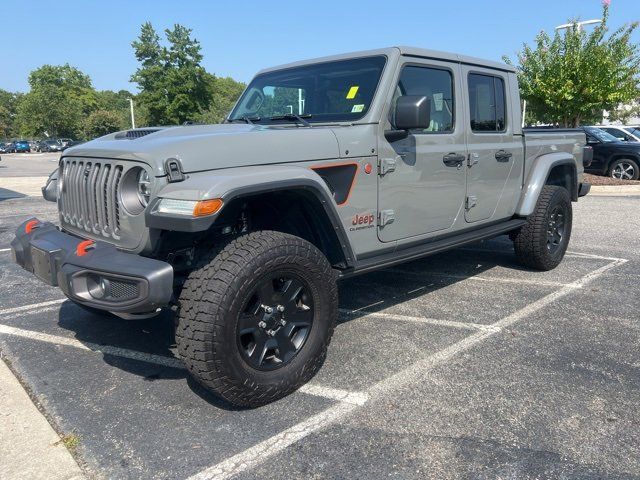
[[546, 204, 566, 254], [237, 273, 314, 371]]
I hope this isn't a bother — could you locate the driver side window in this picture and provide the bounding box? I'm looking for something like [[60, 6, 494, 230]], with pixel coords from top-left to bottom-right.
[[392, 65, 455, 133]]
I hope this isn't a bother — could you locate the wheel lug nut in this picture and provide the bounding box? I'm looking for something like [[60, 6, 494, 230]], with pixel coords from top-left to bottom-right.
[[280, 319, 287, 326], [258, 321, 266, 328], [277, 305, 285, 312]]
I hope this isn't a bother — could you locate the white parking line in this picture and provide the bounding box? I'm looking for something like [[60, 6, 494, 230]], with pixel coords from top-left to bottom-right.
[[0, 323, 184, 369], [339, 308, 492, 331], [186, 400, 360, 480], [0, 314, 368, 405], [298, 384, 369, 406], [383, 268, 578, 289], [0, 299, 65, 316], [188, 256, 628, 480], [0, 248, 11, 253]]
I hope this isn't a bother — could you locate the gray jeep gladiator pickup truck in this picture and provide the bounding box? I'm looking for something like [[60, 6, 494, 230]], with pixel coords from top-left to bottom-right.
[[12, 47, 591, 407]]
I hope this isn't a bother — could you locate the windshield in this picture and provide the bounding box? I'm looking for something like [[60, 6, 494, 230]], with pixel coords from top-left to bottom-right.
[[229, 56, 387, 124], [585, 127, 618, 143]]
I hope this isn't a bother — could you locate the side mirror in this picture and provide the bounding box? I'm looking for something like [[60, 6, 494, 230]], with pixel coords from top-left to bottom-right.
[[395, 95, 431, 130], [42, 169, 59, 202]]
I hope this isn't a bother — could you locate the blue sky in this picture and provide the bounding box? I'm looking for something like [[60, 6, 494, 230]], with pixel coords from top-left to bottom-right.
[[2, 0, 638, 93]]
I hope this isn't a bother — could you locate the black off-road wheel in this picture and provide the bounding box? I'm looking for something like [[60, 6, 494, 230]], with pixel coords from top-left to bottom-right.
[[512, 185, 572, 271], [176, 231, 338, 408]]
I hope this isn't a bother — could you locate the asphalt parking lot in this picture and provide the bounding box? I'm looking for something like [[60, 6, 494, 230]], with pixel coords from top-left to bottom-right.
[[1, 184, 639, 479]]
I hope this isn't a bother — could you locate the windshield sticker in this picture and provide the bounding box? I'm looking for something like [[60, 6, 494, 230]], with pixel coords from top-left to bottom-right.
[[432, 93, 444, 112], [346, 86, 359, 99], [351, 104, 365, 113]]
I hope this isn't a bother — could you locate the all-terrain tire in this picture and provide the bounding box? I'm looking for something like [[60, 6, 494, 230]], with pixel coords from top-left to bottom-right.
[[176, 231, 338, 408], [512, 185, 572, 271]]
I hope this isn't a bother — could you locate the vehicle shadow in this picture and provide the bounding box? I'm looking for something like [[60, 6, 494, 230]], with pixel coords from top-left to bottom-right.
[[55, 237, 527, 409], [0, 187, 26, 201]]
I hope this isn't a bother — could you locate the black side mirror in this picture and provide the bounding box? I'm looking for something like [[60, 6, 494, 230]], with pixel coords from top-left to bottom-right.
[[395, 95, 431, 130], [42, 169, 59, 202]]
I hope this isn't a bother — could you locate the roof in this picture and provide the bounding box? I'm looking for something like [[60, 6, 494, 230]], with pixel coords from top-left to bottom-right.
[[257, 46, 516, 75]]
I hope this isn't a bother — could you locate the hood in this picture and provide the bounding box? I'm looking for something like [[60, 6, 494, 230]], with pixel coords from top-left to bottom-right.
[[63, 124, 341, 177]]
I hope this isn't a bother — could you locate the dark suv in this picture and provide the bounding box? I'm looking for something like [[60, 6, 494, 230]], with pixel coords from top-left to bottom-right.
[[584, 126, 640, 180]]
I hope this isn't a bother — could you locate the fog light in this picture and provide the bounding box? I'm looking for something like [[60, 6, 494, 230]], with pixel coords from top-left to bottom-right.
[[87, 274, 109, 299]]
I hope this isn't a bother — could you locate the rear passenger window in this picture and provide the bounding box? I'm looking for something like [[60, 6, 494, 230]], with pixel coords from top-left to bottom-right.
[[394, 66, 454, 133], [468, 73, 506, 132]]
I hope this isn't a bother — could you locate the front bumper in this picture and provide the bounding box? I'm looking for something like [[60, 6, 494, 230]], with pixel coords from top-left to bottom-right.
[[11, 219, 173, 315]]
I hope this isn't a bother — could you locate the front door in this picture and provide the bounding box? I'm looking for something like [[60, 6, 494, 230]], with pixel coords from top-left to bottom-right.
[[377, 60, 467, 242]]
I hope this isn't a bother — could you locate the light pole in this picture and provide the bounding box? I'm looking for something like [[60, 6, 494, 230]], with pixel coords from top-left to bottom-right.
[[127, 98, 136, 129], [555, 19, 602, 31]]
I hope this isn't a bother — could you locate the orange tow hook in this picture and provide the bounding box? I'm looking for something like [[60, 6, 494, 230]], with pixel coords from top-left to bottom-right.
[[75, 239, 96, 257], [25, 220, 40, 234]]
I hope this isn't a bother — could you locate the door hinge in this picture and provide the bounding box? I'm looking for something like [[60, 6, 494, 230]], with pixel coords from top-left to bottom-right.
[[378, 209, 395, 227], [466, 195, 478, 210], [378, 157, 397, 176]]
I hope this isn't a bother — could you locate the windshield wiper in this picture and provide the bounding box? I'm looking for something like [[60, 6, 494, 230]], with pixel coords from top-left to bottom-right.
[[227, 116, 261, 125], [269, 113, 312, 127]]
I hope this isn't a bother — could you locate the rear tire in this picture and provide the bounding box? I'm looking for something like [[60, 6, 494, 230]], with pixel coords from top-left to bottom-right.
[[512, 185, 572, 271], [176, 231, 338, 408], [609, 158, 640, 180]]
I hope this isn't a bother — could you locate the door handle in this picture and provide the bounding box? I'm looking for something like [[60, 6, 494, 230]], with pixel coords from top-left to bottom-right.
[[443, 153, 466, 168], [495, 150, 513, 162]]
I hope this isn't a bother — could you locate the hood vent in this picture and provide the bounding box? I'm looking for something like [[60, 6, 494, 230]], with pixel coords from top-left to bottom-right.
[[114, 129, 161, 140]]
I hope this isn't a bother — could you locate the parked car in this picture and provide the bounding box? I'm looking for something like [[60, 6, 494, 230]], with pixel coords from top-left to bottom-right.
[[39, 139, 63, 152], [0, 142, 16, 153], [61, 140, 83, 151], [58, 138, 72, 148], [595, 125, 640, 142], [14, 140, 31, 153], [584, 126, 640, 180], [13, 46, 590, 407]]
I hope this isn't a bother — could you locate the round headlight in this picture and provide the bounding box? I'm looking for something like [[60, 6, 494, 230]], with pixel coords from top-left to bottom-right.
[[137, 169, 151, 207], [120, 167, 152, 215]]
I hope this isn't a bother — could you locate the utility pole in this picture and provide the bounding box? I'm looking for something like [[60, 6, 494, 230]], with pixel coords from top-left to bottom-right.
[[127, 98, 136, 129]]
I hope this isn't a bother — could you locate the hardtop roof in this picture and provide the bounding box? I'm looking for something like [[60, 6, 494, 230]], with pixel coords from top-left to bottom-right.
[[257, 46, 516, 75]]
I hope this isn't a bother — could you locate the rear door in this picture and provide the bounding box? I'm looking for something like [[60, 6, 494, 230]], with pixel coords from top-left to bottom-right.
[[377, 59, 467, 242], [462, 67, 521, 223]]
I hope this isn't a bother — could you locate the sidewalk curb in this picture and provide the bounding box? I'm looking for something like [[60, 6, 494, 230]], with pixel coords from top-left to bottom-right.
[[589, 184, 640, 196], [0, 357, 85, 480]]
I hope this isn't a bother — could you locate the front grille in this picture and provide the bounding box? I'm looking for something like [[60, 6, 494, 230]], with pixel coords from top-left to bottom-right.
[[59, 160, 123, 239]]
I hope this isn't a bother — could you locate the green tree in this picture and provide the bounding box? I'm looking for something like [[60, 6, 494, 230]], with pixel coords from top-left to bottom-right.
[[0, 89, 22, 139], [15, 64, 96, 138], [196, 75, 246, 124], [86, 109, 123, 138], [607, 100, 640, 124], [131, 22, 211, 125], [504, 3, 640, 127]]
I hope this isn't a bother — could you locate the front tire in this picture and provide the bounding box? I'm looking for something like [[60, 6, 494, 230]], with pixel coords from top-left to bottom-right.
[[176, 231, 338, 407], [512, 185, 572, 271]]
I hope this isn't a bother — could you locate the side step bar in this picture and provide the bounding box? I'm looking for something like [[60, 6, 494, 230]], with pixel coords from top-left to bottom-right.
[[339, 218, 526, 279]]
